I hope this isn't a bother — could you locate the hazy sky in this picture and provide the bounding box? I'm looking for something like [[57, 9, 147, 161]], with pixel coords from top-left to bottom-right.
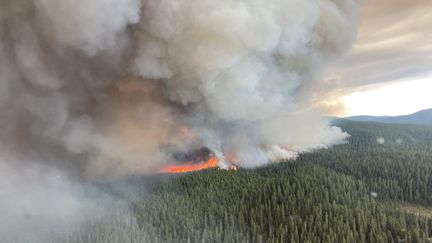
[[334, 0, 432, 116]]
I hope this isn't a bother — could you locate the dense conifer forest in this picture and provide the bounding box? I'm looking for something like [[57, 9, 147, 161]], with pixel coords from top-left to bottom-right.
[[63, 120, 432, 243]]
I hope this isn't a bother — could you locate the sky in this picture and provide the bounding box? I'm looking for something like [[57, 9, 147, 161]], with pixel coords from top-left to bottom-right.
[[342, 77, 432, 116], [332, 0, 432, 116]]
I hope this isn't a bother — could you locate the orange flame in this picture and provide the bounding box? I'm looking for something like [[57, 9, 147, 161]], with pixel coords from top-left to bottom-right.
[[160, 155, 219, 174]]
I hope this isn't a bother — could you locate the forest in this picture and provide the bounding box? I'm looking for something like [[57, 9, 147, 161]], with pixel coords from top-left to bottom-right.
[[60, 120, 432, 243]]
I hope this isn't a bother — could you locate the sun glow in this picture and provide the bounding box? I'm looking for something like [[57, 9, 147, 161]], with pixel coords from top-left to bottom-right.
[[342, 77, 432, 116]]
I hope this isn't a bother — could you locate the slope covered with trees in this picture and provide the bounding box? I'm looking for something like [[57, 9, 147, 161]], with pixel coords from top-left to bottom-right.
[[63, 120, 432, 243]]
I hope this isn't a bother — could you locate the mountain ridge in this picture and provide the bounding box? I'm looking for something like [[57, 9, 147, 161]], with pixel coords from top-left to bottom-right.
[[346, 108, 432, 125]]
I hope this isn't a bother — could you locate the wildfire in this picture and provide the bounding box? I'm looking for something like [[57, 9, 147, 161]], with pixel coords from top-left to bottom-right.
[[160, 153, 239, 174], [160, 155, 219, 174]]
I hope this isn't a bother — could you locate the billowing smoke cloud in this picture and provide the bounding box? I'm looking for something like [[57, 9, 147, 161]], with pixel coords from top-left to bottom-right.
[[0, 0, 359, 178], [0, 0, 359, 240]]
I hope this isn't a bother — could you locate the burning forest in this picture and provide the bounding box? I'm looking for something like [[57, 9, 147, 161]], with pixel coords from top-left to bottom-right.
[[0, 0, 358, 178], [0, 0, 360, 241], [160, 147, 238, 173]]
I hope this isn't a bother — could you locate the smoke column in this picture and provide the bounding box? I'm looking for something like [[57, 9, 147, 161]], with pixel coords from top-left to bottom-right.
[[0, 0, 359, 240], [0, 0, 361, 175], [0, 0, 359, 176]]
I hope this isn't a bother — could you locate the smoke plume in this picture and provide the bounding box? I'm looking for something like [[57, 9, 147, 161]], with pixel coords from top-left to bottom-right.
[[0, 0, 359, 177], [0, 0, 359, 240]]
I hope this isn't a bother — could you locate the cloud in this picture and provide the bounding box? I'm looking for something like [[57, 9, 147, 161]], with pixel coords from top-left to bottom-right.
[[331, 0, 432, 88]]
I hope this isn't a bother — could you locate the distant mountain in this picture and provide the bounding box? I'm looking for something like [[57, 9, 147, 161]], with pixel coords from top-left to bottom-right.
[[346, 108, 432, 125]]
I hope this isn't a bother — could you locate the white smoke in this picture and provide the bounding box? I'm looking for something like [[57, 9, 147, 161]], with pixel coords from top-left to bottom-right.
[[133, 0, 357, 167], [34, 0, 142, 55], [0, 159, 106, 243], [0, 0, 359, 174], [0, 0, 358, 239]]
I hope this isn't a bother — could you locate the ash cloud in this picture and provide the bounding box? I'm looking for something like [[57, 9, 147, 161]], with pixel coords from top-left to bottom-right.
[[0, 0, 359, 240], [0, 0, 359, 175]]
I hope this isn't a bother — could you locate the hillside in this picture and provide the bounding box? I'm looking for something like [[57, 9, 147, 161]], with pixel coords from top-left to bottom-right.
[[58, 120, 432, 243], [347, 108, 432, 125]]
